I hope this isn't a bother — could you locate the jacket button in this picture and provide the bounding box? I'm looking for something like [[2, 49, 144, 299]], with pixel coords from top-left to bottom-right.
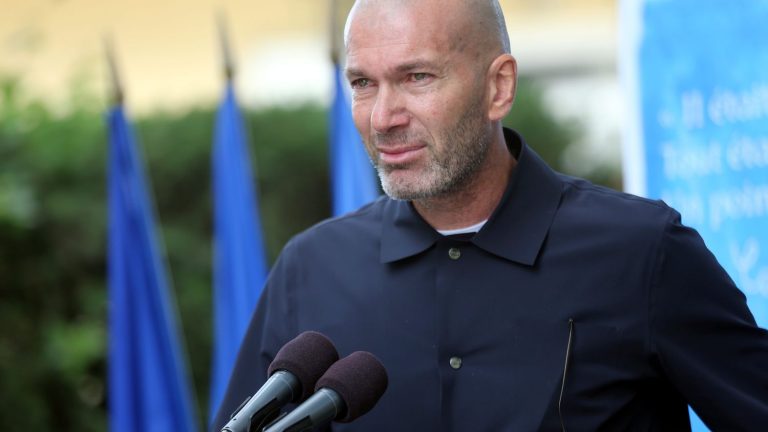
[[448, 247, 461, 260], [449, 356, 462, 370]]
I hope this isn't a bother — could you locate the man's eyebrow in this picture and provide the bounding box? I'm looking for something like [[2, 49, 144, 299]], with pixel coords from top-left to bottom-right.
[[345, 67, 365, 79], [345, 59, 444, 79], [394, 60, 441, 73]]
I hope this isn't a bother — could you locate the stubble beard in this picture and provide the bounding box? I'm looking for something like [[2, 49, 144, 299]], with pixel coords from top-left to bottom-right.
[[369, 103, 492, 202]]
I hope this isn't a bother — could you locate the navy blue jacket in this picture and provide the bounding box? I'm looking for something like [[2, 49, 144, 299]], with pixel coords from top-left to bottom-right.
[[213, 129, 768, 431]]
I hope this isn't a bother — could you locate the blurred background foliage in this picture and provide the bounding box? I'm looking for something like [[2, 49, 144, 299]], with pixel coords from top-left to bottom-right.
[[0, 72, 619, 430]]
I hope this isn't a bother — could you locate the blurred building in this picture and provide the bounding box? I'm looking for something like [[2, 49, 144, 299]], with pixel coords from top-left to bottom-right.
[[0, 0, 620, 172], [504, 0, 621, 174]]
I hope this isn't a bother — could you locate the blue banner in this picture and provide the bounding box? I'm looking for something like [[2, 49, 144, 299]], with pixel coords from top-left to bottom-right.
[[107, 106, 199, 432], [330, 63, 378, 216], [210, 83, 268, 422], [636, 0, 768, 325], [622, 0, 768, 429]]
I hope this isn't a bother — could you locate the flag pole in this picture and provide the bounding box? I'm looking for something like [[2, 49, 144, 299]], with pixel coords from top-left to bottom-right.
[[330, 0, 341, 66], [216, 11, 236, 82], [104, 35, 124, 107]]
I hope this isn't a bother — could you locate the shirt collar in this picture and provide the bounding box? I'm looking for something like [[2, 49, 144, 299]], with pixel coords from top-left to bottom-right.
[[380, 128, 563, 265]]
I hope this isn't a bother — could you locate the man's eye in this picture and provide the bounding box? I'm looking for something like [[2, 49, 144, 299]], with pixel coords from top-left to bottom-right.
[[412, 73, 429, 81], [351, 78, 371, 89]]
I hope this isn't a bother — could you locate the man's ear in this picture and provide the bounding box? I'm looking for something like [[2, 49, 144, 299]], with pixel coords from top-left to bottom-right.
[[486, 54, 517, 121]]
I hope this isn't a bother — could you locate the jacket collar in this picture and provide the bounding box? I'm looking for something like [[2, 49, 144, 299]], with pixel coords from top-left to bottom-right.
[[380, 128, 563, 266]]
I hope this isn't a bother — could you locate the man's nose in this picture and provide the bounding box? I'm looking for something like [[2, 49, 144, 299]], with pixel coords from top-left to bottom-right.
[[371, 86, 409, 133]]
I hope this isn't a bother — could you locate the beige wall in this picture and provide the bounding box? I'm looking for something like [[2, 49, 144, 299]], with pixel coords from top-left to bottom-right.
[[0, 0, 616, 112], [1, 0, 330, 111]]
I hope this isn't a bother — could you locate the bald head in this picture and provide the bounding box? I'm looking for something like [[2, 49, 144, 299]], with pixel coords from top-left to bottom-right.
[[345, 0, 510, 59]]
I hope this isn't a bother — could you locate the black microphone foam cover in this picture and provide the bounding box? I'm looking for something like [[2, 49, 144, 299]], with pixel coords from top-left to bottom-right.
[[314, 351, 388, 423], [267, 331, 340, 401]]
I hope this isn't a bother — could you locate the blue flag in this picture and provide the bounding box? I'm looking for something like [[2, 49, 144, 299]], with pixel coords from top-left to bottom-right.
[[209, 84, 268, 422], [330, 63, 378, 216], [107, 105, 199, 432]]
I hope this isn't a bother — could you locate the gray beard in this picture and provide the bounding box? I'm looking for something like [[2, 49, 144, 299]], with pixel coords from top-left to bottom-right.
[[373, 104, 492, 201]]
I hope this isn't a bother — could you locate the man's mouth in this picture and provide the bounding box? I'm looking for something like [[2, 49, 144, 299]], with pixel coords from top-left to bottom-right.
[[377, 145, 426, 165]]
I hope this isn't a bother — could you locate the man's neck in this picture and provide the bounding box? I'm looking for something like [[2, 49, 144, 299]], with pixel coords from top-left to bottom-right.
[[412, 132, 516, 231]]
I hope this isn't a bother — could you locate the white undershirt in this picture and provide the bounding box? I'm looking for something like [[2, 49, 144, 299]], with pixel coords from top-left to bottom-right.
[[436, 219, 488, 236]]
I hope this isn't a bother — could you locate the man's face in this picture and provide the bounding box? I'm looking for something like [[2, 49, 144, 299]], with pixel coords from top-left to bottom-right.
[[345, 4, 493, 201]]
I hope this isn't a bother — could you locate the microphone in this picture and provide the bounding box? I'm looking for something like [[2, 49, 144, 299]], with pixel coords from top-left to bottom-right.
[[262, 351, 388, 432], [221, 331, 339, 432]]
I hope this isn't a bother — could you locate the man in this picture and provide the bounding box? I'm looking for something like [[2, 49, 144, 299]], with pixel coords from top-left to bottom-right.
[[213, 0, 768, 430]]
